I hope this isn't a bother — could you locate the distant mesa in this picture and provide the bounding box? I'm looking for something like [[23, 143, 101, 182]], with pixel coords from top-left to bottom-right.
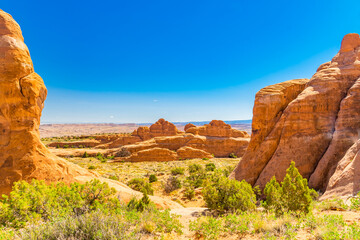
[[231, 33, 360, 200]]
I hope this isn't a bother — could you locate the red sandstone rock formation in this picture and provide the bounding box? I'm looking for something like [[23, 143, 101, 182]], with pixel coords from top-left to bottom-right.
[[122, 147, 178, 162], [132, 118, 181, 141], [0, 10, 181, 209], [231, 33, 360, 199], [112, 133, 249, 161], [177, 146, 213, 160], [184, 123, 196, 131], [186, 120, 250, 138], [0, 10, 92, 195]]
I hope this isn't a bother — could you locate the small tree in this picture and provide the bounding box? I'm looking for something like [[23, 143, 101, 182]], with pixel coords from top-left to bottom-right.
[[164, 176, 182, 193], [127, 178, 154, 195], [203, 175, 256, 212], [263, 161, 318, 216], [82, 151, 89, 158], [149, 174, 157, 183]]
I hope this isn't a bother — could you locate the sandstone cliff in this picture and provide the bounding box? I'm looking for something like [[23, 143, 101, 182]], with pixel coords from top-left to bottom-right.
[[0, 9, 91, 195], [231, 33, 360, 199]]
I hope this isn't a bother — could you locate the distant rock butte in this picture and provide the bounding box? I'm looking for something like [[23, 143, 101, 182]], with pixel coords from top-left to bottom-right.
[[231, 33, 360, 199], [132, 118, 181, 141], [0, 10, 181, 209], [184, 123, 196, 132], [185, 120, 250, 138]]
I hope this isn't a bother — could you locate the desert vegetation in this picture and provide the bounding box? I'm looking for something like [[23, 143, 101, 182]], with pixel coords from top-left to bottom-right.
[[1, 161, 360, 239]]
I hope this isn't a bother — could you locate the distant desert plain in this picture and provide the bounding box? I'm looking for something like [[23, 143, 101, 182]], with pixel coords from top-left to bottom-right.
[[39, 120, 252, 138]]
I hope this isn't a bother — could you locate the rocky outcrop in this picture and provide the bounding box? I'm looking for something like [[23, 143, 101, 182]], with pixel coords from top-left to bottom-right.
[[132, 118, 181, 141], [95, 135, 141, 148], [231, 33, 360, 199], [93, 119, 181, 149], [185, 120, 250, 138], [184, 123, 196, 131], [177, 146, 213, 160], [112, 133, 249, 161], [0, 9, 93, 195], [0, 10, 181, 209], [121, 147, 178, 162]]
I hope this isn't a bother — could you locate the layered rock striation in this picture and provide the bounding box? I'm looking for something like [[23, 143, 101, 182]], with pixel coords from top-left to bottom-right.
[[231, 33, 360, 199], [113, 130, 249, 162]]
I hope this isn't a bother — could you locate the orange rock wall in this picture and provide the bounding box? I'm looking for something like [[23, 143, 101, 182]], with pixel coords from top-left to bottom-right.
[[231, 33, 360, 199]]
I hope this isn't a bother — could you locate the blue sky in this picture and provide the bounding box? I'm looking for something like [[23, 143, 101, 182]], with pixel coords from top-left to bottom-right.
[[2, 1, 360, 123]]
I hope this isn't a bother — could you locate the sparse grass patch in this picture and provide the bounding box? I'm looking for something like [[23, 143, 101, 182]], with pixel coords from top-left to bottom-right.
[[316, 198, 348, 211]]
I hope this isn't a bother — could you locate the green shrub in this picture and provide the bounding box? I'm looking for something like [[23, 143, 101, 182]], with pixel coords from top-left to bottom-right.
[[350, 192, 360, 211], [96, 153, 107, 163], [202, 176, 256, 212], [149, 174, 157, 183], [202, 158, 209, 160], [187, 164, 207, 188], [82, 151, 89, 158], [127, 178, 154, 195], [127, 192, 151, 212], [184, 186, 195, 200], [263, 161, 318, 216], [88, 165, 96, 170], [229, 153, 237, 158], [0, 179, 118, 228], [96, 152, 103, 158], [18, 197, 183, 239], [205, 163, 216, 172], [188, 164, 203, 173], [171, 167, 185, 175], [108, 175, 119, 181], [164, 176, 182, 193], [221, 165, 234, 177]]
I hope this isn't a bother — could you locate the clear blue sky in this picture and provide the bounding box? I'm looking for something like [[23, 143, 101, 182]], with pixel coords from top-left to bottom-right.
[[2, 0, 360, 123]]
